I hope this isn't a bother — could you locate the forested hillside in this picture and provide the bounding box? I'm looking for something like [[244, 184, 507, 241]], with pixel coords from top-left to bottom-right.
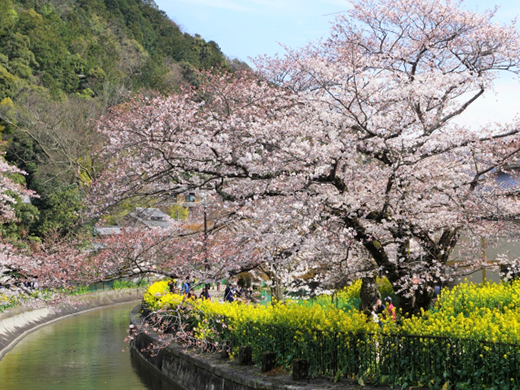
[[0, 0, 244, 243], [0, 0, 232, 98]]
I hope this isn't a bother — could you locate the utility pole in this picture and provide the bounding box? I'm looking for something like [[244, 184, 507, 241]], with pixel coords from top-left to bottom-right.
[[203, 194, 209, 270]]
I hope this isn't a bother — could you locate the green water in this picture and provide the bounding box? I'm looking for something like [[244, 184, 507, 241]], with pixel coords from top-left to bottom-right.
[[0, 301, 180, 390]]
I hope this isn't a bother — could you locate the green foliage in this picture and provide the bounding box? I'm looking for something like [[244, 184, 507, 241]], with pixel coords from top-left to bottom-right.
[[86, 65, 106, 80], [0, 0, 18, 36], [60, 285, 90, 295], [376, 276, 395, 300], [167, 202, 189, 220], [308, 278, 395, 312], [32, 183, 85, 236], [0, 293, 23, 312], [0, 193, 40, 242], [113, 278, 149, 289], [0, 0, 230, 100], [307, 279, 363, 311], [101, 196, 154, 225], [0, 64, 21, 100]]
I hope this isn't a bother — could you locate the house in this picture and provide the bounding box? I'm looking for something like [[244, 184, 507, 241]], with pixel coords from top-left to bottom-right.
[[447, 167, 520, 285], [94, 207, 177, 237], [123, 207, 177, 229], [94, 226, 122, 236]]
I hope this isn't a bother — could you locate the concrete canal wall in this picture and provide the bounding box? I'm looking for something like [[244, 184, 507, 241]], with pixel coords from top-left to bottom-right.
[[0, 288, 142, 360], [129, 305, 361, 390]]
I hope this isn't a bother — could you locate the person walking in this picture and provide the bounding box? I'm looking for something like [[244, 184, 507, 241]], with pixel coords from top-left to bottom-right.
[[385, 296, 396, 320], [182, 278, 190, 295], [224, 283, 234, 302], [200, 284, 211, 300]]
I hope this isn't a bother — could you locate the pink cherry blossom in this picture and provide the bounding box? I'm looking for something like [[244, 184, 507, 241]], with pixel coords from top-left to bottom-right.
[[90, 0, 520, 315]]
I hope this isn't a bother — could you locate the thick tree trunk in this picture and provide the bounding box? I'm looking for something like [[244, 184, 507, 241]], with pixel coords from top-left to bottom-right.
[[270, 278, 284, 303], [360, 275, 381, 315], [397, 284, 435, 317]]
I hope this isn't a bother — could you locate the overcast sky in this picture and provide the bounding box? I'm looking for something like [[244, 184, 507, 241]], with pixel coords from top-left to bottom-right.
[[154, 0, 520, 128]]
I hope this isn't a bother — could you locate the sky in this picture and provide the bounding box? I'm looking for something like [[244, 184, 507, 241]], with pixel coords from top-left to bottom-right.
[[154, 0, 520, 128]]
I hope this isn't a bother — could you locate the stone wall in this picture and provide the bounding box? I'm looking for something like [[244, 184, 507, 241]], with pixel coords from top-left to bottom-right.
[[129, 306, 359, 390], [130, 304, 277, 390]]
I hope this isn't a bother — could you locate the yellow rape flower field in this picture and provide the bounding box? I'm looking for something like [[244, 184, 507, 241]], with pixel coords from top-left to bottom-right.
[[143, 280, 379, 337], [401, 281, 520, 344], [144, 279, 520, 344], [142, 279, 520, 389]]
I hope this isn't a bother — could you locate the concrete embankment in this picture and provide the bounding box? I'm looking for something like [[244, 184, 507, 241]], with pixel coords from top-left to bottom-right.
[[130, 305, 378, 390], [0, 288, 143, 361]]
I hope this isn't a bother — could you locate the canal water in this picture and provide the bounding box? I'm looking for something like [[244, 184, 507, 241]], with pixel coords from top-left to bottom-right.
[[0, 301, 181, 390]]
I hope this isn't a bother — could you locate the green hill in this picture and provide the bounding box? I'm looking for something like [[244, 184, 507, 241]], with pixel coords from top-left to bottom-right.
[[0, 0, 233, 99], [0, 0, 245, 241]]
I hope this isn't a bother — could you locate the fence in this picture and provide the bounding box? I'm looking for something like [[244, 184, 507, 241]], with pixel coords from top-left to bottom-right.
[[87, 277, 150, 292], [88, 280, 115, 292], [222, 323, 520, 389]]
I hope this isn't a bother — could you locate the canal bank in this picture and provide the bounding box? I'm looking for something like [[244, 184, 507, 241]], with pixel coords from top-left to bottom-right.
[[130, 306, 394, 390], [0, 288, 143, 361]]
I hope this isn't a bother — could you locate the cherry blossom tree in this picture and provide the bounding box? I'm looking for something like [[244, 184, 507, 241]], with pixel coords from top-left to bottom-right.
[[0, 147, 35, 290], [91, 0, 520, 315], [0, 150, 31, 224], [2, 227, 244, 294], [91, 222, 262, 286]]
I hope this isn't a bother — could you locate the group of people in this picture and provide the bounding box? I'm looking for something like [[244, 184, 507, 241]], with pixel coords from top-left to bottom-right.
[[22, 279, 38, 290], [224, 283, 254, 302], [167, 278, 212, 300], [177, 279, 252, 302], [371, 296, 396, 327], [168, 278, 396, 320]]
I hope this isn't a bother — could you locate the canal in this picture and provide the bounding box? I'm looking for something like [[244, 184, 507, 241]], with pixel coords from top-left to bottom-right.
[[0, 301, 181, 390]]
